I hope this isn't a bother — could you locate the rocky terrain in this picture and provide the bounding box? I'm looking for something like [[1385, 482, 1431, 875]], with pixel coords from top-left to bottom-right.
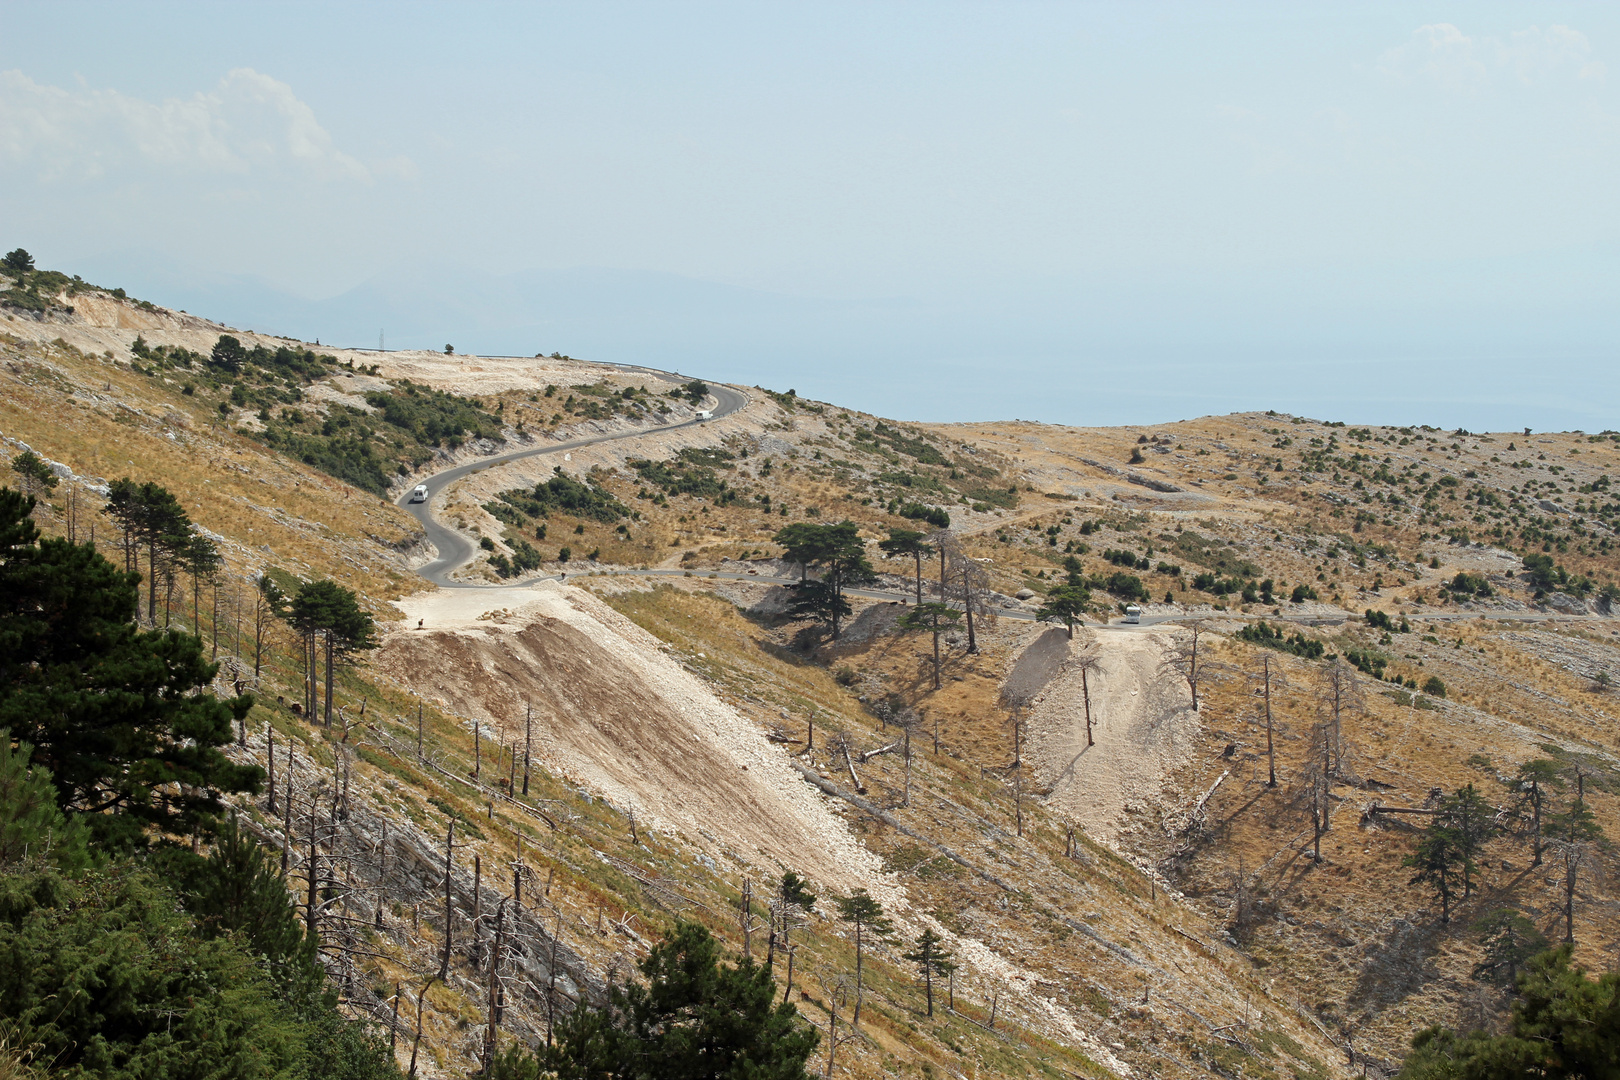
[[6, 271, 1620, 1079]]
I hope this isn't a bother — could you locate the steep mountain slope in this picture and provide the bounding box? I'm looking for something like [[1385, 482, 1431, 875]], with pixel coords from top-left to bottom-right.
[[5, 269, 1620, 1078]]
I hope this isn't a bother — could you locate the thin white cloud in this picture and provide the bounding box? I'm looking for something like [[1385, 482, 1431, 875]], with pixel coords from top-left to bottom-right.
[[0, 68, 375, 181], [1375, 23, 1605, 94]]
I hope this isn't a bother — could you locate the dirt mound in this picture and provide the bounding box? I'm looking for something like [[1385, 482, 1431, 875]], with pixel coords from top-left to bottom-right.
[[1025, 628, 1202, 844], [378, 583, 882, 885], [1000, 626, 1071, 707], [836, 599, 905, 645]]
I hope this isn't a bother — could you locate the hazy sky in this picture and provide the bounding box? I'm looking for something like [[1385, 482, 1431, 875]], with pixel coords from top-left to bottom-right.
[[4, 2, 1619, 430]]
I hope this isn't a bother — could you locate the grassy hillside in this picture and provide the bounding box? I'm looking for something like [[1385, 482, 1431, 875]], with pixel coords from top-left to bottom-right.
[[6, 267, 1620, 1078]]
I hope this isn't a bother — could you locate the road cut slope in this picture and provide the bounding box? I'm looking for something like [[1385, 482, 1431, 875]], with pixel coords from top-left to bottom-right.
[[1024, 627, 1203, 844], [378, 582, 885, 886]]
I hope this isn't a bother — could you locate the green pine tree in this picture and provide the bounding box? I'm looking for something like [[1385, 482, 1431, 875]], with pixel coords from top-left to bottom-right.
[[0, 732, 90, 872], [288, 579, 377, 727], [774, 521, 876, 639], [526, 919, 819, 1080], [835, 887, 894, 1027], [1037, 583, 1092, 638], [878, 528, 932, 605], [1471, 908, 1550, 991], [1405, 821, 1465, 924], [1441, 783, 1497, 899], [0, 487, 259, 849], [898, 602, 962, 689], [1398, 946, 1620, 1078], [902, 928, 956, 1017], [8, 451, 57, 498], [1508, 759, 1564, 867]]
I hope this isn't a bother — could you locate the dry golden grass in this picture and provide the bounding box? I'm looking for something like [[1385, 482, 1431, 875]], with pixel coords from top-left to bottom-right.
[[2, 334, 423, 615]]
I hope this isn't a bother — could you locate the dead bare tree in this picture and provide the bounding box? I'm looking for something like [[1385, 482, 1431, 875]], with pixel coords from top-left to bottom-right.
[[408, 977, 436, 1078], [306, 788, 323, 931], [830, 732, 865, 794], [736, 878, 771, 963], [902, 723, 913, 807], [522, 701, 533, 796], [280, 743, 295, 877], [944, 542, 996, 654], [438, 821, 456, 979], [266, 725, 277, 813], [818, 972, 861, 1080], [1303, 716, 1341, 864], [1259, 653, 1278, 787], [481, 897, 508, 1072], [1074, 645, 1101, 747], [1163, 620, 1211, 710], [472, 854, 482, 947], [1012, 767, 1024, 837], [1318, 659, 1361, 781], [251, 573, 282, 683]]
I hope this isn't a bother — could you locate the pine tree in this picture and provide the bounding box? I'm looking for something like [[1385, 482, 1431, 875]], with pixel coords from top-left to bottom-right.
[[1440, 783, 1497, 898], [132, 480, 192, 624], [0, 487, 259, 848], [835, 887, 894, 1027], [529, 920, 819, 1079], [184, 531, 222, 637], [878, 528, 932, 606], [0, 732, 90, 871], [769, 870, 817, 1002], [898, 602, 962, 689], [902, 928, 956, 1017], [1470, 908, 1549, 990], [1036, 583, 1091, 638], [1398, 946, 1620, 1078], [288, 579, 377, 726], [1405, 821, 1465, 924], [8, 450, 57, 498], [774, 521, 876, 639], [1545, 795, 1603, 944], [180, 816, 323, 1001], [1508, 758, 1564, 867]]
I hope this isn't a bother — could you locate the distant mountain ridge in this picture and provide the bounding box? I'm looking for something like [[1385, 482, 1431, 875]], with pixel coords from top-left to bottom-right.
[[64, 249, 1620, 432]]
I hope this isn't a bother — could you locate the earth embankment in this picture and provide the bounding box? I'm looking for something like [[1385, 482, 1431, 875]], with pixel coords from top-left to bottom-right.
[[1023, 627, 1202, 844], [377, 582, 883, 885]]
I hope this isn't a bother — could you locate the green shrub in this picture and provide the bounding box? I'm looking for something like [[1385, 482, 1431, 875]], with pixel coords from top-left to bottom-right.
[[1093, 572, 1149, 602], [365, 380, 501, 447], [497, 468, 630, 523], [1344, 647, 1389, 678], [1236, 621, 1325, 659], [896, 502, 950, 528]]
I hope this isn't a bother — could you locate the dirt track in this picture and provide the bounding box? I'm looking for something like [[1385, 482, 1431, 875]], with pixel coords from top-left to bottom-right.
[[1023, 628, 1202, 844], [378, 583, 885, 886]]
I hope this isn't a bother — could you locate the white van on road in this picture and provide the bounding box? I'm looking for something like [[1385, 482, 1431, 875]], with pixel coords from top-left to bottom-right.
[[695, 410, 713, 421], [410, 484, 429, 503], [1123, 604, 1142, 624]]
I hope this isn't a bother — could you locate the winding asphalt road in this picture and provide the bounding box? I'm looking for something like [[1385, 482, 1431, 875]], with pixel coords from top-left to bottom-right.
[[397, 381, 750, 586], [397, 374, 1606, 633]]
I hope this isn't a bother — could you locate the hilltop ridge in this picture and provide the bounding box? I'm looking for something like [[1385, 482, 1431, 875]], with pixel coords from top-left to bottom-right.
[[6, 266, 1620, 1079]]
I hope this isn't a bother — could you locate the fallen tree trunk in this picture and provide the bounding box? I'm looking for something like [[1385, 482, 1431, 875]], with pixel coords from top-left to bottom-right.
[[860, 741, 901, 763]]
